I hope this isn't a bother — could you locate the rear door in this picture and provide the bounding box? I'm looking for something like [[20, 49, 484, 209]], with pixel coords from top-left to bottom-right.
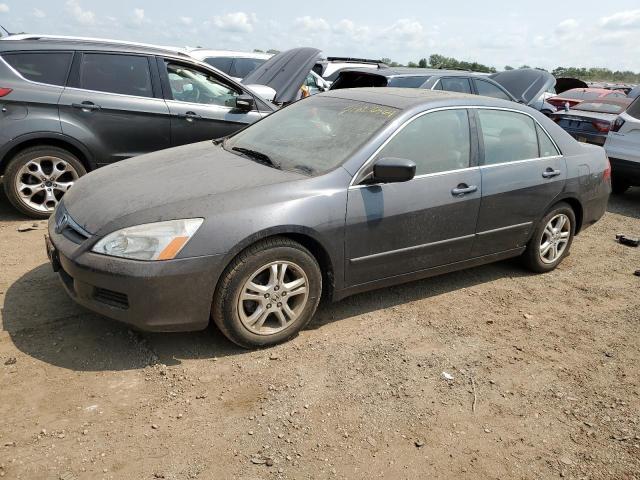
[[59, 52, 171, 166], [345, 108, 481, 286], [472, 108, 566, 257], [159, 59, 263, 146]]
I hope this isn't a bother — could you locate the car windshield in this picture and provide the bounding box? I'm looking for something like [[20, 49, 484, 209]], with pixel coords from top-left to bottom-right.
[[224, 96, 399, 175], [574, 102, 628, 114]]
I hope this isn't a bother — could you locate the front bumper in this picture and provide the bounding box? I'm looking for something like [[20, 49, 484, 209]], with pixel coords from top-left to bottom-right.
[[46, 221, 226, 332]]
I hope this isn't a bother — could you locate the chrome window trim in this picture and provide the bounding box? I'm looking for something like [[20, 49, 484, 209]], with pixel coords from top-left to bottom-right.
[[349, 105, 563, 188], [479, 154, 563, 170], [0, 54, 69, 89], [349, 166, 480, 190]]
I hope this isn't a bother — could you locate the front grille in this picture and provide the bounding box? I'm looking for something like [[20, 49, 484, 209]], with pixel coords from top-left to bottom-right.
[[54, 204, 91, 244], [93, 287, 129, 309]]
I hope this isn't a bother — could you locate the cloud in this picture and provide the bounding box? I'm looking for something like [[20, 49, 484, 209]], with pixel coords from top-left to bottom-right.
[[555, 18, 579, 34], [66, 0, 95, 26], [132, 8, 145, 25], [0, 3, 8, 13], [212, 12, 255, 33], [180, 16, 193, 26], [333, 19, 370, 42], [601, 9, 640, 29], [32, 8, 46, 18], [384, 18, 426, 48], [294, 16, 330, 31]]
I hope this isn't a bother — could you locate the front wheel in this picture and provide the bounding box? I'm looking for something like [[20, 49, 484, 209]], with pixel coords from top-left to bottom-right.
[[522, 202, 576, 273], [212, 237, 322, 348]]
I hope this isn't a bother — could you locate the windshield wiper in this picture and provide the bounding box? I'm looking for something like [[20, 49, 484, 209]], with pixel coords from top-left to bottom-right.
[[231, 147, 280, 169]]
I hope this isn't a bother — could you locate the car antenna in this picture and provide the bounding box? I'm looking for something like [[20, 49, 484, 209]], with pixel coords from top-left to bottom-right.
[[0, 24, 14, 36]]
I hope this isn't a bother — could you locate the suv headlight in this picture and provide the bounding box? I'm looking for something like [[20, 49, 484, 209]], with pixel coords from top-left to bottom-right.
[[91, 219, 204, 261]]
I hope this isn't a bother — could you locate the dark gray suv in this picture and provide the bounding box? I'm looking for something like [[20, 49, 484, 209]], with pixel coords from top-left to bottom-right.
[[0, 37, 287, 218]]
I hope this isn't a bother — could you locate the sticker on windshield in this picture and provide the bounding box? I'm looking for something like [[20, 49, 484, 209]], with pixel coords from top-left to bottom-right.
[[340, 104, 398, 118]]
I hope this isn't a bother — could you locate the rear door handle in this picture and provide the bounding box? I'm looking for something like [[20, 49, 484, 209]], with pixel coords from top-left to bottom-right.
[[72, 101, 101, 111], [542, 168, 561, 179], [451, 184, 478, 196]]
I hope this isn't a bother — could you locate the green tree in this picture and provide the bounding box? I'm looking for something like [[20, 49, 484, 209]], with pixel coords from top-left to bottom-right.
[[253, 49, 264, 53], [418, 58, 428, 68], [266, 49, 281, 54], [504, 65, 514, 70], [407, 61, 418, 68]]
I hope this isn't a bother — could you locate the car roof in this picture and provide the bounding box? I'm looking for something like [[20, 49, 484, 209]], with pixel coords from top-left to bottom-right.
[[0, 35, 193, 60], [188, 49, 272, 60], [321, 87, 514, 110], [336, 66, 488, 78]]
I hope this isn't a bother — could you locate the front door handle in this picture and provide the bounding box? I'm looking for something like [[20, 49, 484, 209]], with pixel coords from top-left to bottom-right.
[[542, 168, 561, 179], [178, 111, 202, 121], [451, 184, 478, 196], [72, 101, 101, 111]]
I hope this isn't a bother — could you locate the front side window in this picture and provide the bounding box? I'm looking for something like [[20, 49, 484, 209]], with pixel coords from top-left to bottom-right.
[[475, 79, 511, 101], [80, 53, 152, 97], [439, 77, 472, 94], [477, 109, 539, 165], [3, 52, 72, 86], [166, 62, 240, 107], [224, 96, 399, 175], [375, 109, 471, 175], [229, 57, 266, 78]]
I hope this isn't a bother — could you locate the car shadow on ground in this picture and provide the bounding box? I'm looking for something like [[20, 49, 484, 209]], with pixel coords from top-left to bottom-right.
[[607, 187, 640, 219]]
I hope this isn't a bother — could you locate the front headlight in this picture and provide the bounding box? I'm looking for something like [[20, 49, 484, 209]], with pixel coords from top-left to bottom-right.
[[91, 219, 204, 261]]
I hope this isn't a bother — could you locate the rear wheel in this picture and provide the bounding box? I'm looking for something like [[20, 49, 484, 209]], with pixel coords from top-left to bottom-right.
[[212, 237, 322, 348], [3, 146, 86, 218], [522, 202, 576, 273], [611, 177, 630, 195]]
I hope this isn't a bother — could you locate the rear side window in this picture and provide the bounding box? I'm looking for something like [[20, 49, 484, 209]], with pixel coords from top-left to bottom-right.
[[537, 124, 560, 157], [376, 109, 471, 175], [475, 79, 511, 101], [204, 57, 233, 74], [229, 57, 265, 78], [477, 109, 539, 165], [439, 77, 472, 94], [80, 53, 153, 98], [387, 76, 431, 88], [2, 52, 72, 86], [626, 97, 640, 120]]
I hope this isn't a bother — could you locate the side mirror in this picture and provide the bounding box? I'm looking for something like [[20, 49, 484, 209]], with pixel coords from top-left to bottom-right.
[[364, 157, 416, 184], [235, 94, 255, 111]]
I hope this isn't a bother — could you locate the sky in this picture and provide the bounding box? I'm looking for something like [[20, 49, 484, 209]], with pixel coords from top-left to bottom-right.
[[1, 0, 639, 72]]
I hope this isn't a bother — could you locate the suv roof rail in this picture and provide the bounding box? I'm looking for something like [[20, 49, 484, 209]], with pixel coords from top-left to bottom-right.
[[2, 34, 190, 57], [326, 56, 387, 65]]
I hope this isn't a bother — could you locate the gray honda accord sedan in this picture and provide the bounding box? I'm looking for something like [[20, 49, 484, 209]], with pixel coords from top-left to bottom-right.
[[46, 88, 611, 348]]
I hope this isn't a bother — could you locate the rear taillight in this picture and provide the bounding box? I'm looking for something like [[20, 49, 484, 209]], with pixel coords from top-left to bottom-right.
[[0, 87, 12, 97], [592, 120, 611, 133], [611, 116, 625, 132], [604, 157, 611, 182]]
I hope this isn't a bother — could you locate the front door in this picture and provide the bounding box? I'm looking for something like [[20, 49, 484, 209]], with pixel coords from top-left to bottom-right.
[[345, 108, 482, 286], [160, 60, 263, 146], [59, 52, 171, 166], [472, 108, 567, 257]]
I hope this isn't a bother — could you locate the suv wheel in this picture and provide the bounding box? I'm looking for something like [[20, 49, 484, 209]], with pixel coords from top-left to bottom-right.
[[212, 237, 322, 348], [522, 202, 576, 273], [4, 146, 86, 218]]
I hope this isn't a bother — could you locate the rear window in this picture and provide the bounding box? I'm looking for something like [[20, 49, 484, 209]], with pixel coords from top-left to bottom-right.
[[574, 102, 628, 114], [80, 53, 153, 98], [204, 57, 233, 74], [627, 97, 640, 120], [561, 89, 602, 100], [387, 76, 431, 88], [330, 72, 387, 89], [2, 52, 72, 86]]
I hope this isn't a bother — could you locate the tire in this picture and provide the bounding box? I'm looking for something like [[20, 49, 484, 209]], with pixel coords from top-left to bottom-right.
[[212, 237, 322, 348], [611, 177, 630, 195], [522, 202, 576, 273], [3, 146, 86, 219]]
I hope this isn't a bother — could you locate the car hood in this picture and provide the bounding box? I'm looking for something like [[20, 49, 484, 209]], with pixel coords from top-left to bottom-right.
[[490, 68, 556, 106], [62, 141, 305, 234], [242, 47, 321, 104]]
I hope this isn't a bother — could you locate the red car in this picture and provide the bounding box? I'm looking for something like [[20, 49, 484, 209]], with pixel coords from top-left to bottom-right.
[[547, 88, 627, 109]]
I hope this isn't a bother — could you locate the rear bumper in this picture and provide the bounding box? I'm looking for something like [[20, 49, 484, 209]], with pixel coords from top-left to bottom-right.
[[609, 157, 640, 185], [47, 226, 225, 332]]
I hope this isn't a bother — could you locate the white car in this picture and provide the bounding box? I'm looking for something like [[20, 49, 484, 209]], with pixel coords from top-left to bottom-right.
[[604, 96, 640, 194], [314, 57, 387, 84]]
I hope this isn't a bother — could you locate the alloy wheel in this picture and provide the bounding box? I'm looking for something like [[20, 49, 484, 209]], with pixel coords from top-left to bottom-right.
[[237, 261, 309, 335], [539, 213, 571, 264], [14, 156, 79, 213]]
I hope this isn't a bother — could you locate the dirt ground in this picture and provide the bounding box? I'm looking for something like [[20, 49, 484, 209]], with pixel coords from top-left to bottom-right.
[[0, 187, 639, 480]]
